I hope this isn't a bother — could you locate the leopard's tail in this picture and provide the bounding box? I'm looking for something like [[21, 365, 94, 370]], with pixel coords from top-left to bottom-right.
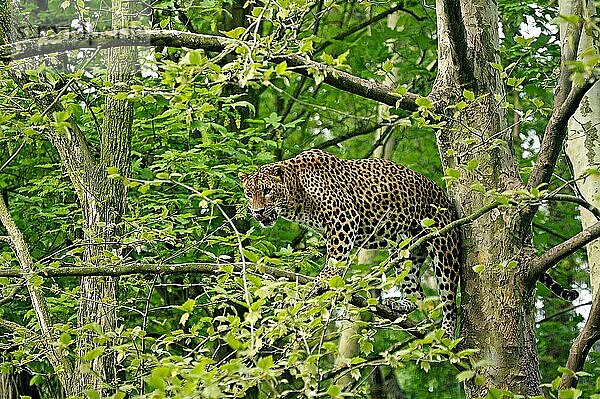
[[539, 272, 579, 301]]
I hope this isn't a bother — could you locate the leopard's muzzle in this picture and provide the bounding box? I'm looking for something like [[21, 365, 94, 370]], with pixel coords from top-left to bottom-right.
[[251, 208, 277, 227]]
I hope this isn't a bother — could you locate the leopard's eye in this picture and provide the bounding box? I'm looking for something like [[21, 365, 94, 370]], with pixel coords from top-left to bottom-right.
[[263, 187, 272, 196]]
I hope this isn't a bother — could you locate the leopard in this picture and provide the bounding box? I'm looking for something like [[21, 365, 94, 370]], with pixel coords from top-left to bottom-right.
[[239, 148, 579, 337]]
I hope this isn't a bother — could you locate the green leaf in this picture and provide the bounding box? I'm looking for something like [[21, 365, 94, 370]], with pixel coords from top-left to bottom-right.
[[382, 59, 394, 73], [29, 374, 43, 386], [107, 166, 119, 176], [328, 275, 344, 289], [558, 366, 575, 376], [463, 89, 475, 101], [327, 384, 342, 397], [466, 159, 479, 171], [159, 16, 170, 29], [29, 275, 43, 287], [445, 168, 461, 179], [416, 96, 433, 109], [53, 110, 71, 123], [177, 298, 195, 312], [275, 60, 287, 75], [224, 27, 246, 39], [257, 355, 273, 370], [84, 390, 101, 399], [558, 388, 582, 399], [359, 340, 373, 355], [421, 218, 435, 228], [82, 346, 105, 362], [472, 264, 485, 273], [456, 370, 475, 382]]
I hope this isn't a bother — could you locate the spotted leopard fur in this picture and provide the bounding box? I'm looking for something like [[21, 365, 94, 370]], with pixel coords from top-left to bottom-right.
[[240, 149, 579, 337]]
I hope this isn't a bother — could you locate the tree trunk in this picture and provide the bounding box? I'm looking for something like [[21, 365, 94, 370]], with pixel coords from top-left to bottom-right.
[[560, 0, 600, 389], [432, 0, 541, 395], [74, 0, 135, 394], [0, 0, 135, 395], [563, 0, 600, 299]]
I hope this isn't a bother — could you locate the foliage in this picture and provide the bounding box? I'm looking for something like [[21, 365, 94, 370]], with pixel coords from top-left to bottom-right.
[[0, 0, 597, 397]]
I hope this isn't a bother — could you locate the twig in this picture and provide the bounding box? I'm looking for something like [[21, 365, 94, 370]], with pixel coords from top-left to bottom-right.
[[0, 279, 25, 306], [315, 3, 424, 53]]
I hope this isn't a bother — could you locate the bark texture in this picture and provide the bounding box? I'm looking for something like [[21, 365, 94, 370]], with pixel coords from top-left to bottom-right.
[[563, 0, 600, 298], [560, 0, 600, 388], [432, 0, 541, 395], [75, 0, 136, 393]]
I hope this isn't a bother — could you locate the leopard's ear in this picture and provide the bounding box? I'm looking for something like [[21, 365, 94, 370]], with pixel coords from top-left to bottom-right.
[[271, 165, 284, 182], [238, 172, 249, 182]]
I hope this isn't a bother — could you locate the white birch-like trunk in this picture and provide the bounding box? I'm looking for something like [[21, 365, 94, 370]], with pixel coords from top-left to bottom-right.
[[563, 0, 600, 298]]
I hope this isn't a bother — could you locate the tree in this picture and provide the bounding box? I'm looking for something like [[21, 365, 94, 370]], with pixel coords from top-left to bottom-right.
[[0, 1, 598, 398]]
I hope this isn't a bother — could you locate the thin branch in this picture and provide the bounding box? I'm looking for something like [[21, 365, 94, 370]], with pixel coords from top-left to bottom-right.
[[560, 291, 600, 389], [0, 29, 419, 111], [0, 139, 27, 174], [0, 260, 419, 332], [536, 301, 591, 325], [315, 3, 424, 53], [530, 221, 600, 281], [401, 201, 501, 258], [544, 193, 600, 220], [316, 124, 382, 149], [533, 221, 570, 241], [0, 279, 24, 306]]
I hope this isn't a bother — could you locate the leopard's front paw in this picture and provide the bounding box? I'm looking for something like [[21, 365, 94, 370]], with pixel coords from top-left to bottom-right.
[[382, 297, 418, 314]]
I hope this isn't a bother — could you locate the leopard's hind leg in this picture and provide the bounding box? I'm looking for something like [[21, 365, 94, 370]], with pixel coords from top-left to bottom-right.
[[383, 246, 427, 314], [429, 231, 460, 337]]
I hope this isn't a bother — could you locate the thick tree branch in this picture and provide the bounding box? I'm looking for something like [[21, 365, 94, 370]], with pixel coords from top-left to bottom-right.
[[0, 317, 26, 332], [530, 221, 600, 281], [272, 54, 418, 110], [560, 290, 600, 389], [0, 29, 419, 111], [545, 193, 600, 220], [526, 78, 598, 193]]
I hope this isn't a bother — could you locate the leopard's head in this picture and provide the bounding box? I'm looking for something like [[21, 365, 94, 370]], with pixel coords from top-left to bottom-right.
[[239, 164, 288, 227]]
